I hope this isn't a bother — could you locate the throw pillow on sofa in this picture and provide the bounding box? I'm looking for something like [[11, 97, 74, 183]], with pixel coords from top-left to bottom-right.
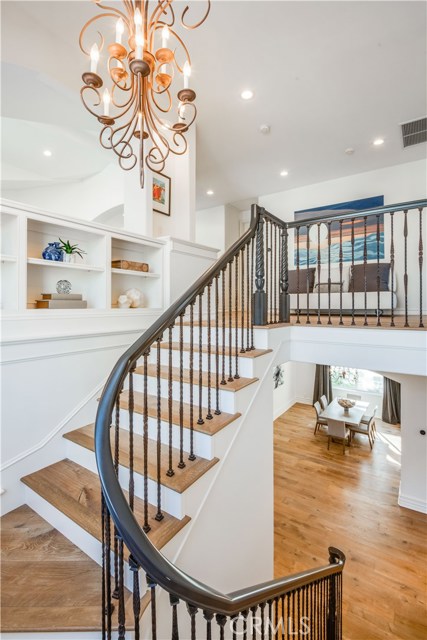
[[314, 283, 343, 293], [348, 263, 390, 292], [288, 267, 316, 293]]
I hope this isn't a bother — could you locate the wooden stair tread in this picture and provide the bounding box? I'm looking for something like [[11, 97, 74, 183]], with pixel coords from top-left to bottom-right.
[[65, 425, 218, 494], [159, 342, 272, 359], [119, 390, 241, 436], [0, 505, 150, 633], [135, 363, 258, 392], [21, 460, 190, 548]]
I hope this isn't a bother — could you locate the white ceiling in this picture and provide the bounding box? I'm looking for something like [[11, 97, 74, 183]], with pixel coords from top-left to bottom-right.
[[1, 1, 426, 209]]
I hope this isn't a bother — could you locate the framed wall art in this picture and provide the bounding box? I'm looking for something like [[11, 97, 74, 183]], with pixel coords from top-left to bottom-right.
[[152, 172, 171, 216]]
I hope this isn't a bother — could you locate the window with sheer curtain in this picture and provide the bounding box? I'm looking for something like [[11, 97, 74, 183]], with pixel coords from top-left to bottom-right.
[[330, 367, 383, 394]]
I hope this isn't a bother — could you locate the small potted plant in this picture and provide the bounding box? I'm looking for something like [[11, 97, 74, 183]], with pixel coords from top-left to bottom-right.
[[58, 238, 87, 263]]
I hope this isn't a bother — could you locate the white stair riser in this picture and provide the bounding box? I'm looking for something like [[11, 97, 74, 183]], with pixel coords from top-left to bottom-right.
[[133, 375, 239, 414], [116, 410, 215, 459], [148, 348, 256, 378], [170, 325, 259, 347], [66, 440, 184, 519]]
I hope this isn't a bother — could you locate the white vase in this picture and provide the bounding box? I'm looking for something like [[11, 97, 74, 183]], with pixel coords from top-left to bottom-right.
[[63, 254, 75, 264]]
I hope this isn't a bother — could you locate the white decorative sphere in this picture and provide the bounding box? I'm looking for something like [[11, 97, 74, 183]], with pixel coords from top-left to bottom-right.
[[118, 294, 131, 309], [125, 288, 144, 308]]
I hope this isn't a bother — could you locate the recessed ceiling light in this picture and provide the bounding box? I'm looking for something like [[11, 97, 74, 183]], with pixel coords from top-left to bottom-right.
[[373, 138, 384, 146], [280, 170, 289, 177], [43, 149, 52, 157], [207, 189, 214, 196], [241, 89, 254, 100]]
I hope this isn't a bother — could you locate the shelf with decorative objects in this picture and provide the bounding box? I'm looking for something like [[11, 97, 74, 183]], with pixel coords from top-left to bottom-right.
[[0, 199, 166, 315]]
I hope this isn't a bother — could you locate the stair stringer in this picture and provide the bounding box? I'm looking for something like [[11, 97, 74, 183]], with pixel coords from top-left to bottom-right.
[[143, 334, 290, 640]]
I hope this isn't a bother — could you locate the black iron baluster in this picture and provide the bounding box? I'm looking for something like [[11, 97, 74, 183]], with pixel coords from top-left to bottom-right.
[[216, 614, 227, 640], [376, 213, 381, 326], [268, 600, 273, 640], [228, 261, 233, 381], [128, 366, 135, 511], [104, 497, 112, 640], [234, 253, 240, 379], [327, 222, 332, 325], [142, 350, 150, 533], [221, 268, 227, 384], [189, 302, 196, 460], [198, 293, 205, 423], [241, 245, 246, 352], [155, 338, 164, 521], [178, 314, 186, 466], [419, 207, 424, 328], [101, 494, 106, 640], [113, 392, 121, 598], [246, 239, 250, 349], [306, 224, 310, 324], [206, 283, 213, 418], [390, 212, 395, 327], [147, 576, 157, 640], [130, 557, 140, 640], [363, 216, 368, 326], [279, 226, 290, 323], [167, 325, 174, 477], [296, 226, 301, 324], [317, 224, 321, 325], [339, 220, 343, 325], [273, 225, 280, 324], [266, 220, 269, 324], [117, 537, 126, 639], [404, 209, 409, 327], [231, 615, 238, 640], [297, 589, 300, 640], [187, 603, 198, 640], [270, 222, 273, 324], [254, 214, 267, 325], [260, 601, 266, 640], [250, 236, 255, 348], [214, 276, 221, 415], [170, 595, 179, 640], [251, 606, 257, 640], [351, 219, 355, 326], [242, 609, 248, 640], [204, 610, 214, 640]]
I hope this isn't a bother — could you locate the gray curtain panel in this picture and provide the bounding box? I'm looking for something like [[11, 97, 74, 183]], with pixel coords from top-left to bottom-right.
[[382, 377, 401, 424], [313, 364, 333, 405]]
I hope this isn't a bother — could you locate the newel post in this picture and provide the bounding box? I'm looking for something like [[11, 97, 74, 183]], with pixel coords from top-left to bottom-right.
[[253, 208, 267, 325], [279, 225, 290, 322]]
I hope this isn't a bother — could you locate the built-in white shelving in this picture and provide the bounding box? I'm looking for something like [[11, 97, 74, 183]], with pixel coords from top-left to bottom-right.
[[27, 258, 105, 272], [111, 268, 160, 278], [0, 201, 166, 313]]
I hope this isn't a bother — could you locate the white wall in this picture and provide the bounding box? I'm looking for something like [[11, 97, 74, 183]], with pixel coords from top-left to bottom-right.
[[382, 372, 427, 514], [195, 205, 226, 252], [273, 361, 315, 419]]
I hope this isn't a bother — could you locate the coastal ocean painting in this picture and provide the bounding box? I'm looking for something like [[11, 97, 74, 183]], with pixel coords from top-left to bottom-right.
[[294, 196, 384, 265]]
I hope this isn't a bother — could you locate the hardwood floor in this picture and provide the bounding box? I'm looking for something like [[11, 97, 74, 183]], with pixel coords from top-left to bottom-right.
[[0, 505, 150, 632], [274, 403, 427, 640]]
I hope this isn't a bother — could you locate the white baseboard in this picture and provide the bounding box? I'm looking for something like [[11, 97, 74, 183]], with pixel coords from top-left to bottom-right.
[[398, 490, 427, 514]]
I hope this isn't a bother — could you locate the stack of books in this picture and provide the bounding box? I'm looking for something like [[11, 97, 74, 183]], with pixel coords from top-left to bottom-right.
[[35, 293, 88, 309]]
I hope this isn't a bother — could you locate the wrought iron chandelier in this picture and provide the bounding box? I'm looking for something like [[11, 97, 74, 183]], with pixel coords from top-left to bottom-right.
[[79, 0, 210, 187]]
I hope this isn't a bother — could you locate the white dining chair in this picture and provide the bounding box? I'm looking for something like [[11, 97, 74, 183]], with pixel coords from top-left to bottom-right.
[[349, 414, 376, 449], [327, 418, 350, 454], [320, 395, 328, 411], [347, 393, 362, 401], [314, 401, 328, 435]]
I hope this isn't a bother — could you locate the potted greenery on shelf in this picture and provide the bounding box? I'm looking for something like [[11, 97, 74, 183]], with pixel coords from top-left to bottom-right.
[[58, 238, 87, 263]]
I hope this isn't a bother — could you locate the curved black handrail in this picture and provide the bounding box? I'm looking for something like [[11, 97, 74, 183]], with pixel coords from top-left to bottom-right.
[[96, 197, 425, 615]]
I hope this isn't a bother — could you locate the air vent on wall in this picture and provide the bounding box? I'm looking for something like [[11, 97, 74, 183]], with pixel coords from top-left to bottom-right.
[[401, 117, 427, 148]]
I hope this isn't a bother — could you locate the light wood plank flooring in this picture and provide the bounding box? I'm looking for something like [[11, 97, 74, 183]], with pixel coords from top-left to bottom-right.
[[274, 403, 427, 640]]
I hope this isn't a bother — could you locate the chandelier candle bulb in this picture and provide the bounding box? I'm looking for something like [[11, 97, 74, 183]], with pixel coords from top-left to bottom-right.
[[103, 88, 111, 116], [116, 18, 124, 45], [90, 43, 99, 73], [135, 33, 144, 59], [183, 61, 191, 89], [161, 24, 170, 49]]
